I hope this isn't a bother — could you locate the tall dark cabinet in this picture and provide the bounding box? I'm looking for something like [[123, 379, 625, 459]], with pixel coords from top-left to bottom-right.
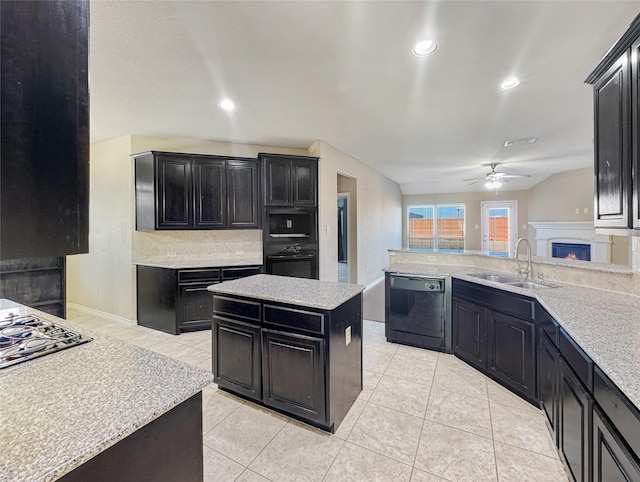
[[0, 0, 89, 260], [586, 14, 640, 230], [133, 151, 261, 231]]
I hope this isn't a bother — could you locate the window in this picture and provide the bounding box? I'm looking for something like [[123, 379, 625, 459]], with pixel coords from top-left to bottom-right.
[[408, 204, 465, 251]]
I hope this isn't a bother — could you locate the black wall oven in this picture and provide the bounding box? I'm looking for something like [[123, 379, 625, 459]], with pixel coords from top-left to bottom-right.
[[264, 244, 318, 279]]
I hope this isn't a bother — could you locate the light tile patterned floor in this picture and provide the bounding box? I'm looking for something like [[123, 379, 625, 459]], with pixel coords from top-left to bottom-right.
[[66, 308, 569, 482]]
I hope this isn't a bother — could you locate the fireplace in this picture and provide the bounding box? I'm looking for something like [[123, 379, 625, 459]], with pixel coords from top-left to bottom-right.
[[552, 242, 591, 261], [528, 221, 611, 263]]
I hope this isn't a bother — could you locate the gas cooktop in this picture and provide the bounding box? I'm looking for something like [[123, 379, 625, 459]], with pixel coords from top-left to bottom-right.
[[0, 311, 92, 369]]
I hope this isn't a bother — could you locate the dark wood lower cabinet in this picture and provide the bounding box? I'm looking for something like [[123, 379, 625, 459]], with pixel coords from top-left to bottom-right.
[[487, 310, 535, 401], [559, 357, 591, 482], [592, 405, 640, 482], [452, 297, 486, 370], [262, 329, 325, 424], [136, 264, 261, 334], [452, 293, 536, 403], [213, 315, 262, 401], [212, 291, 362, 432], [539, 331, 559, 443]]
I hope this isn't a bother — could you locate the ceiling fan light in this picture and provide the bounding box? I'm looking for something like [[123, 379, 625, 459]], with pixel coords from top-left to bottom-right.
[[485, 180, 503, 190]]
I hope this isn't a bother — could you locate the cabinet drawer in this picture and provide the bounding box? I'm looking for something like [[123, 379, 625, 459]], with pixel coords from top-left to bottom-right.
[[559, 328, 593, 391], [178, 269, 220, 283], [593, 365, 640, 458], [264, 304, 324, 335], [453, 279, 536, 321], [538, 307, 558, 346], [221, 266, 262, 280], [213, 295, 261, 322]]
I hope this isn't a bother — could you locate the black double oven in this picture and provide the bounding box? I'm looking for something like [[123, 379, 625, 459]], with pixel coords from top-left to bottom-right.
[[264, 207, 318, 279]]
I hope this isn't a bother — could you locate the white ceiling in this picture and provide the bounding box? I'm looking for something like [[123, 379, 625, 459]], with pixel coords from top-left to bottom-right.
[[89, 1, 640, 195]]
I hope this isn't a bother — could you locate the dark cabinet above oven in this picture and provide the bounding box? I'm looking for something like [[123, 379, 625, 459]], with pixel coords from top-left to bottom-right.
[[260, 153, 318, 207], [132, 151, 260, 231]]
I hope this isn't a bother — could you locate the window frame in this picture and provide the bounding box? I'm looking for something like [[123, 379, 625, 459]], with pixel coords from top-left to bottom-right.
[[407, 203, 466, 252]]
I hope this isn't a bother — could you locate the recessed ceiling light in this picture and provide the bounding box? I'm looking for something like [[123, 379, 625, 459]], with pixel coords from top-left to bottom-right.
[[499, 77, 520, 90], [219, 100, 235, 111], [413, 39, 438, 57]]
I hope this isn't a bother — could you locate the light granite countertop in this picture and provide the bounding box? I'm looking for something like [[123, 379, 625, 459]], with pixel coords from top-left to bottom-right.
[[208, 274, 365, 310], [133, 258, 263, 269], [388, 248, 635, 274], [0, 300, 213, 482], [385, 262, 640, 412]]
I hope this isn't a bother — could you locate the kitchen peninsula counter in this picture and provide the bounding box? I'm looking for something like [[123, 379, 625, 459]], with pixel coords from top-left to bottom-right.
[[0, 300, 213, 482], [384, 262, 640, 412], [208, 274, 364, 432]]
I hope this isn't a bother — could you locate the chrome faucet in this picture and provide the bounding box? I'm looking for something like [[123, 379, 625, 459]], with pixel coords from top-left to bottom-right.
[[512, 237, 532, 280]]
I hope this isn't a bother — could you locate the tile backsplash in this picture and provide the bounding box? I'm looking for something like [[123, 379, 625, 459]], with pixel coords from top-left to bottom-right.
[[133, 230, 262, 263]]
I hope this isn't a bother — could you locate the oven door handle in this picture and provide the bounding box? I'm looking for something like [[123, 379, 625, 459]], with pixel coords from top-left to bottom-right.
[[266, 253, 316, 260]]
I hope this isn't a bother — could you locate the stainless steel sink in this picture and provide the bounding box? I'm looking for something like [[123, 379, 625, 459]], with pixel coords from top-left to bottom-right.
[[504, 280, 560, 290], [469, 272, 560, 290], [468, 272, 521, 284]]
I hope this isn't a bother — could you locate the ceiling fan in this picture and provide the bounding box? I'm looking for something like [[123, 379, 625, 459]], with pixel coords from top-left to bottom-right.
[[463, 163, 531, 189]]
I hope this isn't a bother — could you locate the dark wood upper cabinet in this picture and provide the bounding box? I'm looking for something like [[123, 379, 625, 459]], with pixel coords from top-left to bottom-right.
[[593, 56, 631, 228], [632, 37, 640, 229], [260, 154, 318, 207], [133, 151, 260, 230], [157, 155, 193, 229], [0, 0, 89, 260], [227, 160, 260, 228], [194, 159, 226, 228], [586, 14, 640, 231]]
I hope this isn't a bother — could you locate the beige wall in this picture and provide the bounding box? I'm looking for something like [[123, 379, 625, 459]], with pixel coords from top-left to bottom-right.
[[67, 135, 136, 321], [528, 168, 593, 222], [402, 190, 530, 251], [311, 141, 403, 286]]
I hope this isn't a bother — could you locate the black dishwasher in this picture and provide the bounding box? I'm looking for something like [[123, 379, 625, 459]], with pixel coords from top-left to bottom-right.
[[385, 273, 451, 352]]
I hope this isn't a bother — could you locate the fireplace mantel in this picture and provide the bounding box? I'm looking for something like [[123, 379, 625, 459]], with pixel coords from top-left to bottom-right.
[[528, 221, 611, 263]]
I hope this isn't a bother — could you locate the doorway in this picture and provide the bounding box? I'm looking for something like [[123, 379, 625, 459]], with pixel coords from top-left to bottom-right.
[[337, 193, 349, 283], [481, 201, 518, 257]]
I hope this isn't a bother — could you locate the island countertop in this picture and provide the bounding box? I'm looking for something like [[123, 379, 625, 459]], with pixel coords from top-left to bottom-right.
[[0, 301, 213, 482], [208, 274, 365, 310]]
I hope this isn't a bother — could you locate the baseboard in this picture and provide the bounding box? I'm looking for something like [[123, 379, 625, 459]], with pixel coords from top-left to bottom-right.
[[364, 276, 385, 291], [67, 302, 136, 325]]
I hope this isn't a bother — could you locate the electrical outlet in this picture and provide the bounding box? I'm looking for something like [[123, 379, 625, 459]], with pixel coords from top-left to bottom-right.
[[583, 207, 589, 214], [365, 268, 369, 275], [345, 326, 352, 346], [286, 219, 292, 228], [235, 250, 244, 256], [575, 208, 580, 214], [167, 252, 177, 258]]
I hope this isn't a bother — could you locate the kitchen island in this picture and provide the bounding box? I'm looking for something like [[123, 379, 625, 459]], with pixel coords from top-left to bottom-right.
[[208, 274, 364, 432], [0, 300, 213, 482]]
